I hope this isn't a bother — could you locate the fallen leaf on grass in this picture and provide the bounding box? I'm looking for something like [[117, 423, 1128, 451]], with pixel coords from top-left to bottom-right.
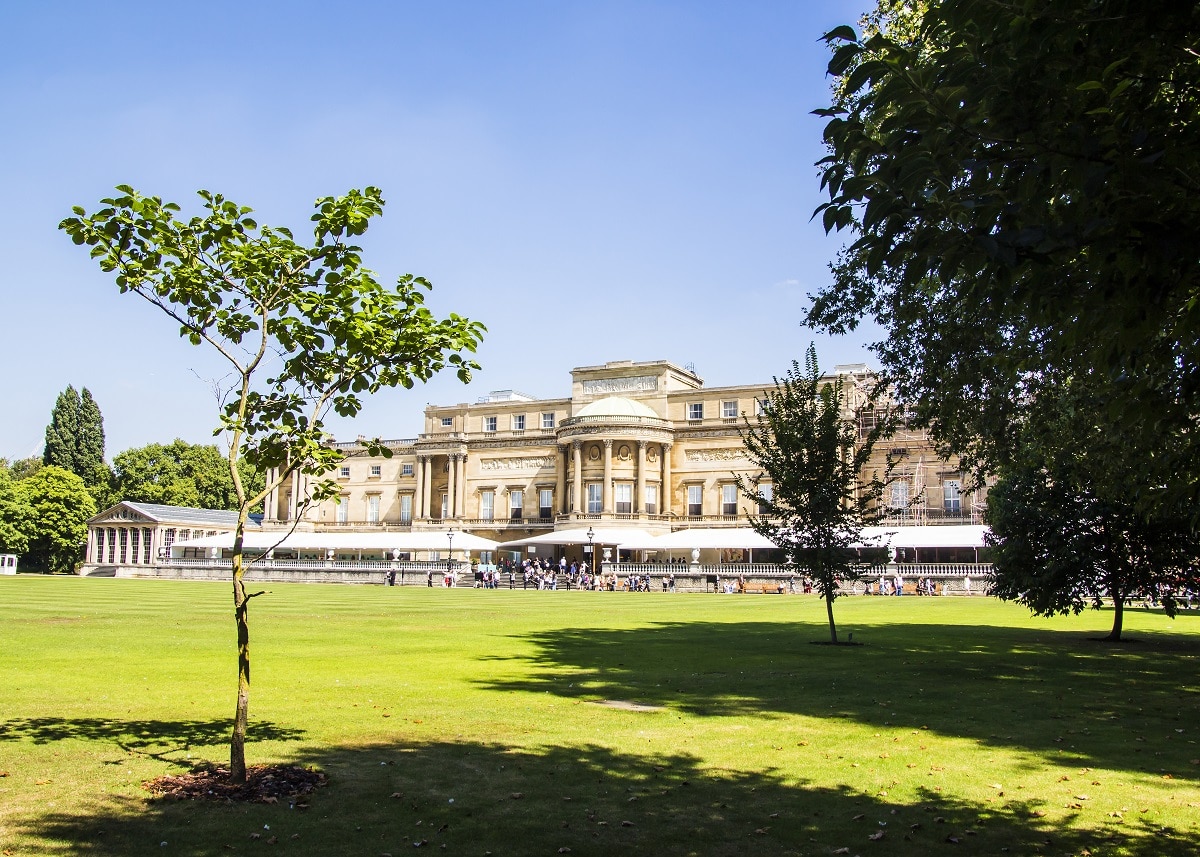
[[868, 831, 885, 840], [509, 792, 524, 800], [621, 820, 635, 827], [832, 849, 850, 855]]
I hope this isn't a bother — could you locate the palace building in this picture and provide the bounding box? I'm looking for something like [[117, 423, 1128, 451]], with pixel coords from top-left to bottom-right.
[[263, 358, 983, 551]]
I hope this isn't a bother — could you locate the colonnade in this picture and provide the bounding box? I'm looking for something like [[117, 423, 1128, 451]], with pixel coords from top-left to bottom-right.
[[563, 439, 672, 516]]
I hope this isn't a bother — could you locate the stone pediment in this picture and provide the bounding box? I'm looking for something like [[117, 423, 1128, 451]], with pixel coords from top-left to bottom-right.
[[95, 508, 152, 524]]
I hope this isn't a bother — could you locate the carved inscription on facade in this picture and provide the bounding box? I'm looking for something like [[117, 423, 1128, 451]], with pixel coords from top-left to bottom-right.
[[479, 456, 556, 471], [685, 448, 748, 462], [582, 375, 658, 395]]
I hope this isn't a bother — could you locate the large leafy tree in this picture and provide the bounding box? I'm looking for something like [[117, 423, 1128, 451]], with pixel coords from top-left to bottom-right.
[[811, 1, 1200, 515], [0, 467, 33, 557], [987, 375, 1200, 641], [42, 385, 110, 507], [43, 386, 81, 472], [113, 440, 264, 512], [14, 466, 96, 573], [737, 346, 888, 644], [62, 186, 485, 783]]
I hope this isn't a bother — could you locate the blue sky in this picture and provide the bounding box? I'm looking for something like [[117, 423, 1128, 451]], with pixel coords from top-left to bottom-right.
[[0, 0, 875, 461]]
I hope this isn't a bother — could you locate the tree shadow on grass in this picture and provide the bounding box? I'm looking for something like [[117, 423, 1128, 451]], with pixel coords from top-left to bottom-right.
[[9, 738, 1199, 856], [475, 619, 1200, 781], [0, 718, 305, 768]]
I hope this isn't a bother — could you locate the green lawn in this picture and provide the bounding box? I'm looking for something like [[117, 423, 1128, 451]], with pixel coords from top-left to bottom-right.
[[1, 576, 1198, 856]]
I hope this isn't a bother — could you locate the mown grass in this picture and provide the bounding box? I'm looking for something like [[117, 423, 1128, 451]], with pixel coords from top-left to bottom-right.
[[1, 575, 1198, 856]]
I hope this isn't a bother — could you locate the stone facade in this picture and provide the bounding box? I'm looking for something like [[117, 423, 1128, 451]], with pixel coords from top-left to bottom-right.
[[263, 359, 980, 551]]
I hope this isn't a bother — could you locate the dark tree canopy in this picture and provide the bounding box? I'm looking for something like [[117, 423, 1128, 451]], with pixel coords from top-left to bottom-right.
[[811, 1, 1200, 516], [738, 346, 889, 643], [986, 374, 1200, 640]]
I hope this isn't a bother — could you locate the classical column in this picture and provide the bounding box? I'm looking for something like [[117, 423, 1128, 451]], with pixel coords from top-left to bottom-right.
[[264, 468, 278, 522], [636, 440, 647, 515], [290, 474, 301, 522], [414, 457, 425, 521], [446, 453, 457, 519], [422, 455, 433, 519], [602, 439, 613, 514], [661, 443, 673, 516], [572, 440, 583, 514], [556, 445, 567, 515], [455, 453, 467, 519]]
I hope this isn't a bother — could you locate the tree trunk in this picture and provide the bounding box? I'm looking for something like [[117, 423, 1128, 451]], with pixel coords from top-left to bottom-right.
[[1105, 584, 1124, 642], [825, 589, 838, 644], [230, 523, 250, 784]]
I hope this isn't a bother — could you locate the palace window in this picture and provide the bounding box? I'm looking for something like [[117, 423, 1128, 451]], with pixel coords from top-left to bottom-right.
[[539, 488, 553, 519], [890, 481, 910, 509], [367, 495, 380, 524], [944, 480, 962, 514], [370, 464, 381, 477], [179, 529, 190, 542], [722, 400, 738, 419], [119, 528, 128, 563], [399, 494, 413, 524], [96, 528, 106, 562], [131, 528, 140, 564], [143, 528, 152, 564], [107, 528, 116, 563], [757, 483, 773, 515], [484, 416, 498, 432], [509, 489, 524, 520], [587, 483, 602, 514], [339, 465, 351, 478], [687, 485, 703, 517], [542, 412, 555, 429], [615, 483, 632, 514], [441, 493, 449, 519], [512, 414, 526, 431], [441, 416, 454, 427], [402, 463, 414, 476], [687, 402, 703, 421], [644, 485, 658, 515], [480, 490, 494, 521], [337, 497, 348, 524], [721, 483, 738, 516]]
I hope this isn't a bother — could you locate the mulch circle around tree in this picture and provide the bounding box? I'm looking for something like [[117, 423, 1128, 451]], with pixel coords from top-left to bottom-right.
[[144, 763, 327, 804]]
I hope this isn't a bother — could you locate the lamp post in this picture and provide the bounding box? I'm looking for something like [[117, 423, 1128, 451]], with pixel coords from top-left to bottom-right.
[[447, 528, 455, 584], [587, 526, 595, 575]]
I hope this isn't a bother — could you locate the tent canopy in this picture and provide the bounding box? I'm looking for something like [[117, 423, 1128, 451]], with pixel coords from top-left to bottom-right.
[[858, 525, 989, 549], [496, 527, 655, 550], [619, 527, 778, 551], [172, 530, 499, 553]]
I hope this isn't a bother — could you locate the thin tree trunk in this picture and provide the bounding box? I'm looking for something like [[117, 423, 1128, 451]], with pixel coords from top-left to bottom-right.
[[230, 522, 250, 783], [825, 590, 838, 644], [1105, 585, 1124, 642]]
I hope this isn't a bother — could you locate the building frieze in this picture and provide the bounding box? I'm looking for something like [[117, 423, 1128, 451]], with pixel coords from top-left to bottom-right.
[[685, 447, 750, 462], [581, 375, 658, 395], [478, 456, 557, 472]]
